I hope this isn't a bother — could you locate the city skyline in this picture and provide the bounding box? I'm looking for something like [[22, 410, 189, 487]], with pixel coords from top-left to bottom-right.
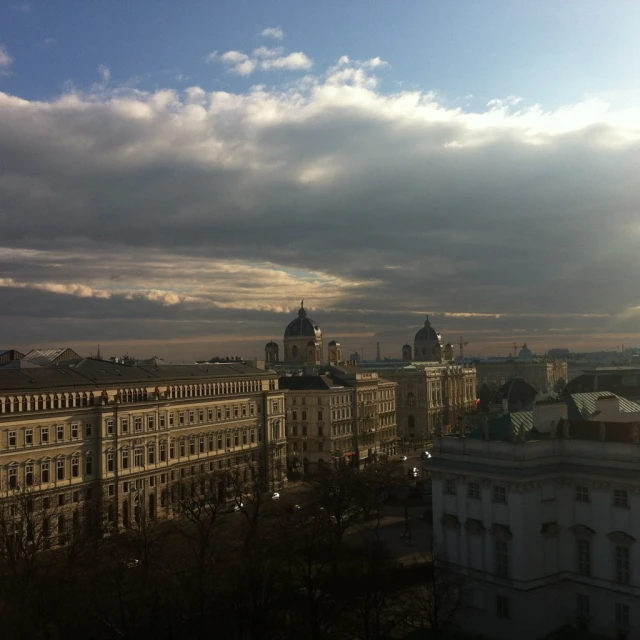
[[2, 2, 640, 360]]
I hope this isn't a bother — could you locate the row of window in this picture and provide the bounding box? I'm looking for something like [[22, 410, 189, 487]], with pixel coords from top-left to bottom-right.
[[106, 429, 264, 472], [576, 537, 632, 584], [576, 594, 630, 629], [6, 423, 93, 449], [0, 379, 269, 415], [5, 454, 94, 488], [446, 479, 631, 509]]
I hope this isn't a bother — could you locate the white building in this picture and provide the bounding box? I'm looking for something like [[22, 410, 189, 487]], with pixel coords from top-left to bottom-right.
[[427, 394, 640, 640]]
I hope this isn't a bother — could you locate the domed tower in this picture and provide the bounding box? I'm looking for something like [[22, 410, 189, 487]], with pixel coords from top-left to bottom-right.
[[402, 343, 412, 362], [283, 301, 323, 365], [264, 340, 279, 365], [328, 340, 342, 364], [414, 316, 442, 362]]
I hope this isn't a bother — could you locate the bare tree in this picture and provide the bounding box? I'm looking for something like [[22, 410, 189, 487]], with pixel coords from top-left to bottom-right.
[[406, 541, 468, 639]]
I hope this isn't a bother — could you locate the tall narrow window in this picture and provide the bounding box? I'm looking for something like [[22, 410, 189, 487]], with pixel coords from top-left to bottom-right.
[[615, 545, 630, 584], [25, 463, 34, 486], [57, 458, 65, 480], [494, 540, 509, 578], [41, 461, 50, 483], [577, 538, 591, 577], [71, 456, 79, 478], [85, 454, 93, 475], [122, 449, 129, 470]]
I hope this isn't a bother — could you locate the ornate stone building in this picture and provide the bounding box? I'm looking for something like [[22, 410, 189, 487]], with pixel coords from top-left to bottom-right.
[[279, 364, 397, 476], [0, 358, 285, 539], [282, 301, 323, 365], [427, 396, 640, 640]]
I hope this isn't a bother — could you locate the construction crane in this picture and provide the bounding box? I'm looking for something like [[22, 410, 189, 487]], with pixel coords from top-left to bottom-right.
[[459, 337, 469, 359]]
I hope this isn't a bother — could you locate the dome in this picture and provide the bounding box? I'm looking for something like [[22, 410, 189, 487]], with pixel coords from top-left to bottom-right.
[[328, 339, 339, 346], [517, 343, 534, 361], [284, 301, 321, 338], [414, 316, 441, 342], [265, 341, 278, 348]]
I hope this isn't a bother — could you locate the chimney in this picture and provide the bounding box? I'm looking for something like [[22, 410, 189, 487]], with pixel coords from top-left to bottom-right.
[[533, 402, 568, 433], [594, 395, 619, 418]]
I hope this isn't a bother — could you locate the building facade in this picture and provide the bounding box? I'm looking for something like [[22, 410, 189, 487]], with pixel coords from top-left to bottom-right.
[[0, 358, 285, 540], [279, 365, 397, 476], [474, 346, 568, 393], [358, 362, 477, 444], [427, 399, 640, 640]]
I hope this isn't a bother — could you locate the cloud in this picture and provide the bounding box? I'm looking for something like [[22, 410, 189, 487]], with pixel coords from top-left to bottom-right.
[[204, 50, 218, 63], [43, 37, 57, 45], [261, 27, 284, 41], [1, 58, 640, 358], [0, 45, 13, 74], [218, 46, 312, 75]]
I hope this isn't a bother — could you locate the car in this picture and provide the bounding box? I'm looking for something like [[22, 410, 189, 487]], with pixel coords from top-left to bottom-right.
[[399, 455, 408, 461], [421, 451, 432, 459], [234, 503, 243, 512], [408, 467, 419, 477], [271, 492, 280, 500], [124, 559, 140, 569]]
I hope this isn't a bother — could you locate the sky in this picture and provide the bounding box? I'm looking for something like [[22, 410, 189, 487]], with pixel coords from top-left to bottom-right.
[[1, 1, 640, 362]]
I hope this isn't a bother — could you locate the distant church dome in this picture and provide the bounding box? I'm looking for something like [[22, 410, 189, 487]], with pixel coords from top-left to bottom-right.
[[284, 301, 322, 339], [415, 316, 441, 343], [265, 340, 278, 348], [517, 344, 534, 361]]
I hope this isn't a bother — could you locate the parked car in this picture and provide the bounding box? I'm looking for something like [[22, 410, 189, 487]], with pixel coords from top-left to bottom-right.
[[271, 492, 280, 500], [421, 451, 432, 460], [408, 467, 419, 477], [399, 455, 408, 461]]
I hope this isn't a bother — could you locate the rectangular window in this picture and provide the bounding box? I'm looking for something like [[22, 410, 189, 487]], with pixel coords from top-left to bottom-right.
[[72, 457, 79, 477], [318, 442, 323, 452], [444, 478, 456, 495], [217, 432, 223, 449], [85, 422, 92, 437], [615, 602, 630, 628], [122, 481, 129, 493], [8, 467, 17, 489], [494, 540, 509, 578], [134, 448, 143, 467], [493, 486, 507, 503], [159, 413, 166, 429], [148, 445, 155, 465], [134, 417, 142, 433], [121, 418, 129, 434], [576, 593, 590, 617], [25, 464, 34, 486], [41, 426, 49, 444], [302, 425, 307, 437], [86, 454, 93, 475], [208, 408, 213, 421], [179, 412, 185, 426], [250, 404, 255, 416], [8, 430, 16, 447], [318, 426, 323, 437], [575, 485, 589, 502], [496, 595, 510, 618], [189, 438, 196, 455], [57, 425, 64, 441], [273, 401, 279, 413], [107, 452, 114, 472], [302, 411, 307, 421], [58, 493, 65, 506], [25, 429, 33, 446], [616, 545, 630, 584], [233, 405, 238, 418], [234, 431, 239, 447], [169, 413, 175, 427], [292, 425, 298, 436], [149, 475, 156, 487], [72, 490, 79, 503], [180, 439, 186, 457], [199, 409, 204, 423], [160, 473, 167, 484], [614, 489, 629, 508], [292, 411, 298, 421], [208, 434, 214, 451], [108, 484, 115, 496], [468, 482, 480, 499], [106, 419, 115, 435], [217, 407, 222, 420], [242, 405, 247, 417], [318, 411, 323, 421], [71, 423, 79, 439], [170, 440, 175, 458], [242, 430, 247, 445], [189, 410, 195, 424], [577, 538, 591, 576], [122, 449, 129, 470], [148, 416, 155, 430], [57, 459, 65, 480], [199, 436, 205, 453]]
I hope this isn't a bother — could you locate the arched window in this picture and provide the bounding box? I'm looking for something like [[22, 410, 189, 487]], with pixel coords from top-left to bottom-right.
[[407, 392, 416, 407]]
